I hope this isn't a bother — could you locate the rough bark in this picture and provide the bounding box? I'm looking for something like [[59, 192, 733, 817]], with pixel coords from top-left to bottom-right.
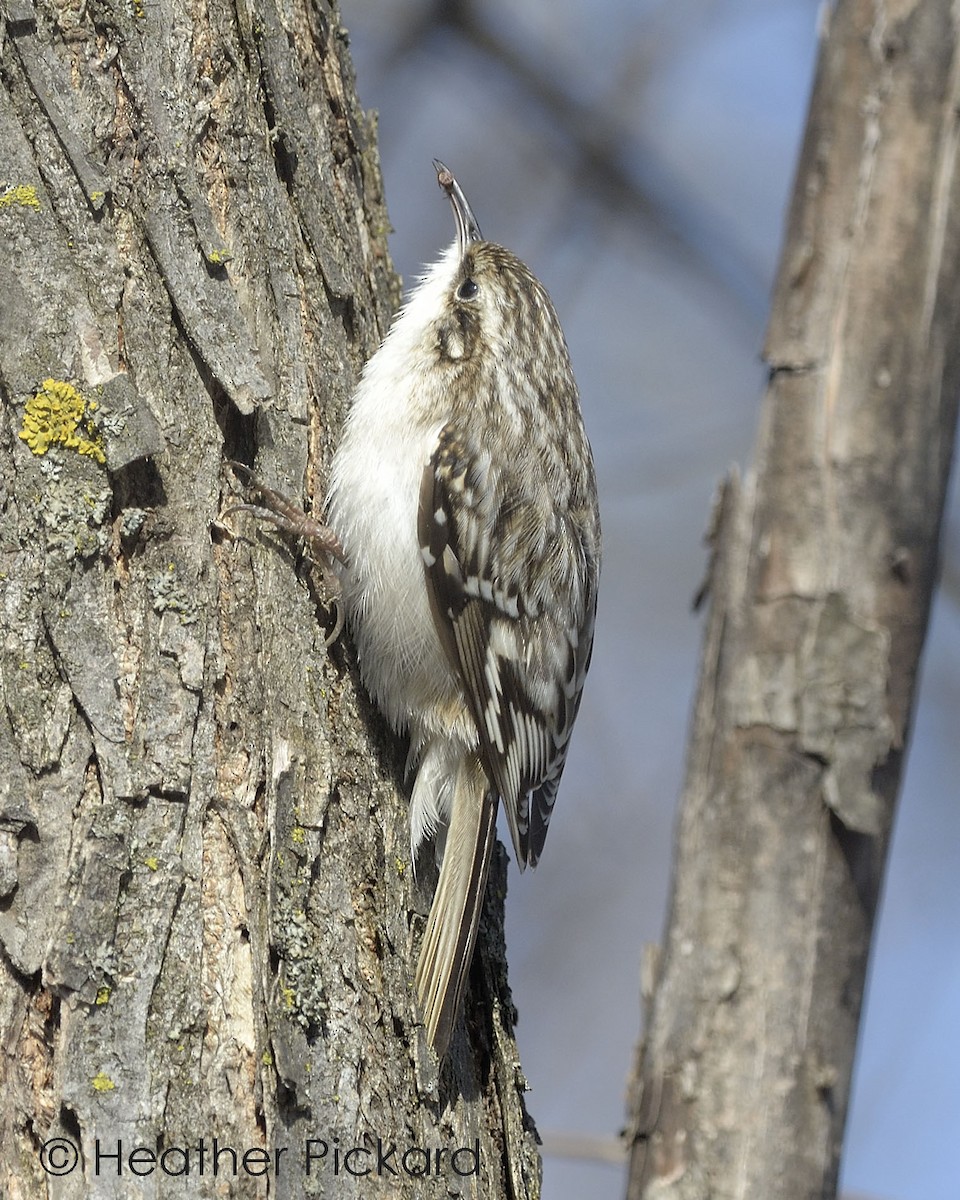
[[625, 3, 960, 1197], [0, 1, 540, 1196]]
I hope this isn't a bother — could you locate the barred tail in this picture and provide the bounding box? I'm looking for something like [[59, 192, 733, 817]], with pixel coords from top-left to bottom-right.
[[416, 755, 497, 1056]]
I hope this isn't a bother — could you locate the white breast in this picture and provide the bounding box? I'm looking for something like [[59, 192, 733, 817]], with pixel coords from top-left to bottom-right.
[[327, 246, 467, 741]]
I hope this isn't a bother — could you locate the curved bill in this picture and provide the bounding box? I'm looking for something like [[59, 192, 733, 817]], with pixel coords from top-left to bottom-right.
[[433, 159, 483, 253]]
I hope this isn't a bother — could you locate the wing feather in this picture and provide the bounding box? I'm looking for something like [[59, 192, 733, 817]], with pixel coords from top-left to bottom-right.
[[419, 423, 598, 866]]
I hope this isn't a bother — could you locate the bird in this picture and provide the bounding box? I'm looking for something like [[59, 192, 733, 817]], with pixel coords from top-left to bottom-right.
[[231, 161, 601, 1056]]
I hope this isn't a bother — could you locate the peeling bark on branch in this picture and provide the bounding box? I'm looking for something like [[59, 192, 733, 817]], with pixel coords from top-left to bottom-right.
[[627, 2, 960, 1197], [0, 1, 540, 1196]]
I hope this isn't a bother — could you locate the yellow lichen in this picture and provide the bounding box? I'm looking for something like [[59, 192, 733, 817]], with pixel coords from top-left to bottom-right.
[[0, 184, 41, 211], [291, 825, 306, 846], [143, 856, 159, 871], [91, 1071, 116, 1093], [95, 985, 112, 1006], [19, 378, 106, 463]]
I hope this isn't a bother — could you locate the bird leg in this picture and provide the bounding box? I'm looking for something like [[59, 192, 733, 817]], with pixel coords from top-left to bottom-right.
[[223, 460, 346, 643]]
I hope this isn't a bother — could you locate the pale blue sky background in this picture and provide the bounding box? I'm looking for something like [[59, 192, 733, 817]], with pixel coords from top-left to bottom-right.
[[342, 3, 960, 1197]]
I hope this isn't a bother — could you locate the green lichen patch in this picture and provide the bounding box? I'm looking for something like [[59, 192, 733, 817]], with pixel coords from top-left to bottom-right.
[[0, 184, 41, 211], [19, 379, 106, 463], [147, 563, 202, 625], [91, 1071, 116, 1093], [272, 900, 328, 1031], [35, 483, 112, 560]]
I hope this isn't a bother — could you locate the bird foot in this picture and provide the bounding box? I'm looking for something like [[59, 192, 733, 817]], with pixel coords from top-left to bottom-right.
[[223, 461, 346, 644]]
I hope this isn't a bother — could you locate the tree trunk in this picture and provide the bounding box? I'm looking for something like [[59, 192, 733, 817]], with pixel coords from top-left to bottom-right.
[[0, 2, 539, 1196], [626, 2, 960, 1197]]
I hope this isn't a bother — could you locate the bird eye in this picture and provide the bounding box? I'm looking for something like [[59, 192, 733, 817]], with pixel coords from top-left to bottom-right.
[[456, 278, 479, 301]]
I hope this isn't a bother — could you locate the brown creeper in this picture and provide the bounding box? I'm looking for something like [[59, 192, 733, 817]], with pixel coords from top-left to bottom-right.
[[327, 162, 601, 1055]]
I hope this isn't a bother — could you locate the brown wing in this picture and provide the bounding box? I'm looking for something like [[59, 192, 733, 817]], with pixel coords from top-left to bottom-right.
[[419, 423, 598, 866]]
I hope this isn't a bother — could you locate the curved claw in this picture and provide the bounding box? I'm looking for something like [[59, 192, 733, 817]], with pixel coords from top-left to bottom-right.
[[223, 461, 347, 645], [224, 462, 347, 565]]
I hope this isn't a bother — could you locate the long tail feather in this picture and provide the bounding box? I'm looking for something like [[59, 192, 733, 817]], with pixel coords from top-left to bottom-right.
[[416, 755, 497, 1056]]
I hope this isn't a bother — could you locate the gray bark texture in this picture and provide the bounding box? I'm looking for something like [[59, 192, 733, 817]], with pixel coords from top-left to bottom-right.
[[626, 2, 960, 1198], [0, 1, 540, 1196]]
